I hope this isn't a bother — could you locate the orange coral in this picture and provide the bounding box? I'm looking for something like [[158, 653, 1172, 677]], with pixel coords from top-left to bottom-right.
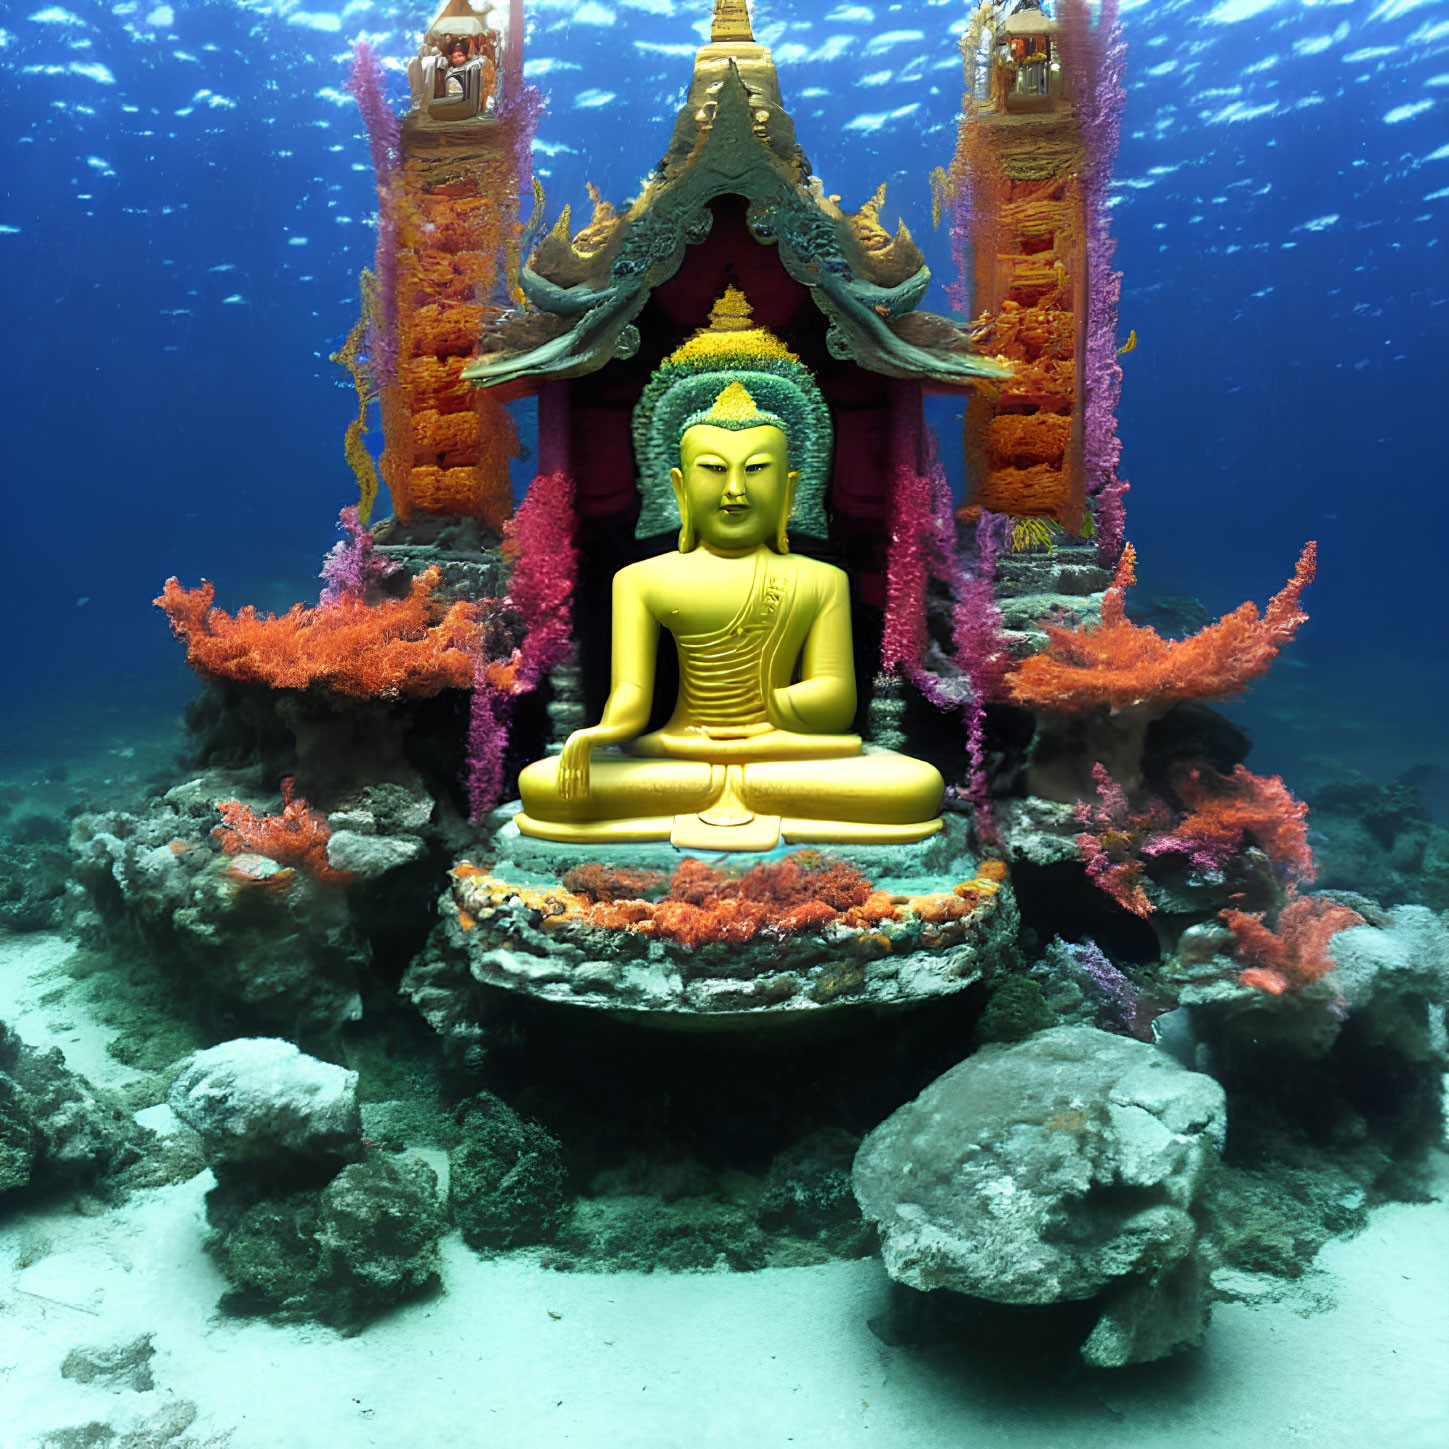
[[960, 147, 1085, 526], [996, 357, 1075, 412], [1172, 765, 1314, 886], [452, 854, 1006, 954], [1224, 896, 1365, 995], [213, 778, 354, 886], [401, 355, 474, 411], [631, 855, 891, 948], [412, 408, 482, 463], [980, 463, 1073, 518], [1008, 542, 1317, 713], [156, 565, 477, 697], [561, 863, 668, 902]]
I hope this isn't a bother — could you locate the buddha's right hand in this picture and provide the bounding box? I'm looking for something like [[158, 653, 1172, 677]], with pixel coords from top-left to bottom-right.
[[557, 728, 605, 800]]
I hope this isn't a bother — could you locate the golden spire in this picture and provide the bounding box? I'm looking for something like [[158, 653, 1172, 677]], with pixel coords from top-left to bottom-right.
[[669, 286, 798, 364], [711, 0, 754, 45], [708, 284, 754, 331]]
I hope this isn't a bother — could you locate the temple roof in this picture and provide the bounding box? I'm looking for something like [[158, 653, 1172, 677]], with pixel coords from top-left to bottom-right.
[[463, 3, 1008, 392], [425, 0, 493, 42]]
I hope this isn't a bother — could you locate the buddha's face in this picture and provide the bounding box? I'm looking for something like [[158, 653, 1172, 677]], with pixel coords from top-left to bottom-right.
[[670, 423, 798, 553]]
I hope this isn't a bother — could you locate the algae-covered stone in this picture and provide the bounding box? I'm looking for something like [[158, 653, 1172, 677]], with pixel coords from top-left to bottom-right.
[[169, 1038, 361, 1181], [0, 834, 72, 932], [552, 1194, 767, 1273], [215, 1153, 444, 1330], [0, 1022, 139, 1201], [757, 1128, 874, 1256], [317, 1155, 445, 1313], [60, 1335, 156, 1391], [449, 1092, 569, 1251], [853, 1025, 1226, 1367], [975, 974, 1055, 1044]]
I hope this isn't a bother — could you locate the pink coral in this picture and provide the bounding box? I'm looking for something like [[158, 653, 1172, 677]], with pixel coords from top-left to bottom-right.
[[1075, 762, 1172, 917], [504, 469, 578, 692], [466, 470, 579, 818], [881, 399, 1011, 839]]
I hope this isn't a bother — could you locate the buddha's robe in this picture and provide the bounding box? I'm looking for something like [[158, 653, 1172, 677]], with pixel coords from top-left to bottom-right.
[[517, 546, 944, 847]]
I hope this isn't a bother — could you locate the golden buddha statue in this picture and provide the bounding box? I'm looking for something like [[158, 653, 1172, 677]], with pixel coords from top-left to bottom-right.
[[516, 289, 944, 851]]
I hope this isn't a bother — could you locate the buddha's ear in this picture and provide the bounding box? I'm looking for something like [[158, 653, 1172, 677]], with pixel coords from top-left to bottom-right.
[[775, 469, 799, 554], [669, 467, 696, 553]]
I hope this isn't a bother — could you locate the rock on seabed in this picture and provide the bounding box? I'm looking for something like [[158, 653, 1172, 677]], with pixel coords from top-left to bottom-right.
[[852, 1024, 1227, 1367], [168, 1038, 361, 1175]]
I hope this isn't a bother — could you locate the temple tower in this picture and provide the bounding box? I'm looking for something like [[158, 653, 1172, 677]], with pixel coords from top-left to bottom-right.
[[958, 0, 1090, 535], [375, 0, 526, 529]]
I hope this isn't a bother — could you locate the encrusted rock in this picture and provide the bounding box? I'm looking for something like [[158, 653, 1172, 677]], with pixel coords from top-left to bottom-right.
[[403, 838, 1019, 1033], [330, 779, 436, 836], [1177, 905, 1449, 1064], [853, 1024, 1226, 1367], [1, 1022, 141, 1200], [449, 1093, 569, 1252], [992, 796, 1080, 868], [70, 771, 369, 1035], [213, 1153, 445, 1330], [757, 1128, 874, 1257], [60, 1335, 155, 1391], [325, 829, 425, 880], [169, 1038, 362, 1179]]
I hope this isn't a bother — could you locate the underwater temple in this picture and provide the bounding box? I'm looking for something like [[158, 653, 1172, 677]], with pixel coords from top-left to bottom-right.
[[3, 2, 1448, 1442]]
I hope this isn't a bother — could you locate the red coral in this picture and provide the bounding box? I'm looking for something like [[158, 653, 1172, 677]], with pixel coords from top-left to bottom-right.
[[1166, 765, 1315, 886], [157, 566, 477, 698], [213, 778, 355, 886], [1224, 895, 1365, 994], [576, 853, 892, 948], [561, 863, 667, 903], [1008, 542, 1316, 713]]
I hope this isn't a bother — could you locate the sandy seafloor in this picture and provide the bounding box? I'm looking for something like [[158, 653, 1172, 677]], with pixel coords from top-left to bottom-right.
[[1, 922, 1446, 1449]]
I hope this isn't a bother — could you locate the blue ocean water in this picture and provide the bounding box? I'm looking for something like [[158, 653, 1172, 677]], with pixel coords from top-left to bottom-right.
[[0, 0, 1445, 792]]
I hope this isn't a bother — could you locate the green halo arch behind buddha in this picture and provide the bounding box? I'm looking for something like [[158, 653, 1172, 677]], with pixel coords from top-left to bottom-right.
[[516, 289, 946, 852]]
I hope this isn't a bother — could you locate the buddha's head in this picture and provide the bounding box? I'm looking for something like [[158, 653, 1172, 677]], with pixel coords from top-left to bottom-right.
[[633, 287, 833, 547], [670, 383, 799, 554]]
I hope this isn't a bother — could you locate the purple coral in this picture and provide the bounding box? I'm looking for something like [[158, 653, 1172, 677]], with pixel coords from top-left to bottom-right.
[[497, 0, 544, 190], [345, 40, 401, 180], [1059, 0, 1130, 567], [1059, 938, 1155, 1040], [466, 677, 512, 821], [346, 41, 402, 389], [319, 505, 399, 605], [952, 511, 1011, 838]]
